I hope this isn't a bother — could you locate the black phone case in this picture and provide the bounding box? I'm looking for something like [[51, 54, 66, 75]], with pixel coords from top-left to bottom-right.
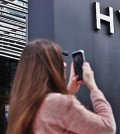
[[72, 51, 85, 80]]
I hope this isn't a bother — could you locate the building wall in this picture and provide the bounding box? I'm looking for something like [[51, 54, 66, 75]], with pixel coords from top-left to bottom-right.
[[29, 0, 120, 133], [28, 0, 54, 41]]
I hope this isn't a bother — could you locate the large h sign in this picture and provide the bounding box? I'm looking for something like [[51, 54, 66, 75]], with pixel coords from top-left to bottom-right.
[[95, 2, 114, 34]]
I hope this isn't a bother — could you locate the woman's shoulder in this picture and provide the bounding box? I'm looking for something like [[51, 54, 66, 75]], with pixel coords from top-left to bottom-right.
[[44, 93, 80, 109], [45, 93, 70, 104], [37, 93, 72, 116]]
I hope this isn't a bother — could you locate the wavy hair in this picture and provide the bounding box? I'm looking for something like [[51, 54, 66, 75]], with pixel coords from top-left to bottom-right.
[[6, 39, 68, 134]]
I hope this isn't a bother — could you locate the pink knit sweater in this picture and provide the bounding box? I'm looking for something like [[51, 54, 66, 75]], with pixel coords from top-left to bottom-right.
[[33, 90, 116, 134]]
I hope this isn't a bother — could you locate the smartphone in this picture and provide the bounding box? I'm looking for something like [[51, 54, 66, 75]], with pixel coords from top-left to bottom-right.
[[72, 50, 85, 80]]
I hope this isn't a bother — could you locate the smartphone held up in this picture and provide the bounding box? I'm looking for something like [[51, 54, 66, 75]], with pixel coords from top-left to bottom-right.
[[72, 50, 86, 81]]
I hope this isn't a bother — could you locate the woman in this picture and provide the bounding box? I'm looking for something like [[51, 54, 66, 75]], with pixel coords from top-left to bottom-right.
[[6, 39, 116, 134]]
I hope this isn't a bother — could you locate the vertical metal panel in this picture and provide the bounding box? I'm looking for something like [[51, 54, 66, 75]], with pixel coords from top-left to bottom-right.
[[54, 0, 120, 133], [28, 0, 54, 41], [28, 0, 120, 133]]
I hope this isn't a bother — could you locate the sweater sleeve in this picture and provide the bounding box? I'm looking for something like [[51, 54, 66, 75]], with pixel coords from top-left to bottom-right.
[[68, 90, 116, 134], [45, 90, 116, 134]]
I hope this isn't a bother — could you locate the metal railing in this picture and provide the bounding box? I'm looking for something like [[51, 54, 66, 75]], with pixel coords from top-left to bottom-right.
[[0, 32, 26, 41], [0, 24, 26, 33], [0, 0, 28, 60], [0, 4, 28, 14], [2, 0, 28, 10], [0, 28, 26, 37], [0, 10, 26, 19], [18, 0, 28, 4], [0, 14, 26, 23]]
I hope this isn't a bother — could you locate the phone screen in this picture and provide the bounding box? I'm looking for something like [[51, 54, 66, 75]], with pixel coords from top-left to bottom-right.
[[72, 51, 84, 80]]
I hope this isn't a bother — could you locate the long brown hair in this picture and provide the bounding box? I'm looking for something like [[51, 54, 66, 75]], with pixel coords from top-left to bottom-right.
[[6, 39, 68, 134]]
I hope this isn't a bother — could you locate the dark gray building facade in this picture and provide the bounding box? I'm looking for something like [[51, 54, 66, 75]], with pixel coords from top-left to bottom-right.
[[29, 0, 120, 134]]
